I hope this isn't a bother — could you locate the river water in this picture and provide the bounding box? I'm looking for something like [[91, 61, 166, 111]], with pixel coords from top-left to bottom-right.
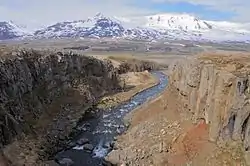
[[55, 72, 168, 166]]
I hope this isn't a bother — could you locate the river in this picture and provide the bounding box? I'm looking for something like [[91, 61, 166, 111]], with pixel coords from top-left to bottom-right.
[[55, 72, 168, 166]]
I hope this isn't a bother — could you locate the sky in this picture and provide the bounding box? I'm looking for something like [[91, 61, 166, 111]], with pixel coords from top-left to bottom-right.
[[0, 0, 249, 29]]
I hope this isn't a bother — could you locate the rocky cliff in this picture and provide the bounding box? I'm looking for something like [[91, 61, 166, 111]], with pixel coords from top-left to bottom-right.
[[0, 49, 121, 149], [169, 53, 250, 161]]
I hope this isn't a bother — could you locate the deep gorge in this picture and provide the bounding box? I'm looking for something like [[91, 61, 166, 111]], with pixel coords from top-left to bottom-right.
[[0, 49, 166, 165], [0, 50, 122, 164]]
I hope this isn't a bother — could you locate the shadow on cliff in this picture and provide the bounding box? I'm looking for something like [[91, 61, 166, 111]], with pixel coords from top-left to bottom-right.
[[0, 49, 167, 165], [0, 49, 122, 149]]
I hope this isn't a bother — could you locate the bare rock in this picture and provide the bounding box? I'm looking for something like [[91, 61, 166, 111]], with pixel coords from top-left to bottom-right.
[[0, 49, 122, 164], [76, 138, 89, 145], [44, 160, 60, 166], [169, 53, 250, 162], [83, 143, 94, 152], [58, 158, 74, 166]]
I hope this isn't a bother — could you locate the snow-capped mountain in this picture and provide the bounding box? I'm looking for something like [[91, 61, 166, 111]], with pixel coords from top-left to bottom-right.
[[34, 13, 125, 38], [0, 21, 31, 40], [145, 13, 212, 32], [142, 13, 250, 35], [206, 21, 250, 34], [32, 13, 250, 42], [125, 13, 250, 42], [125, 27, 163, 40], [1, 13, 250, 42], [34, 13, 163, 40]]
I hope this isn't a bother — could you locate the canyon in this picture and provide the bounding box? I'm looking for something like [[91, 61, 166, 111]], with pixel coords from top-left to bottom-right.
[[0, 49, 122, 165], [1, 38, 250, 166], [0, 46, 165, 165], [106, 52, 250, 165]]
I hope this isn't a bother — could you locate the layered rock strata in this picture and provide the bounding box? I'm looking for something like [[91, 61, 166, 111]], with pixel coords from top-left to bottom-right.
[[169, 53, 250, 160], [0, 49, 121, 148]]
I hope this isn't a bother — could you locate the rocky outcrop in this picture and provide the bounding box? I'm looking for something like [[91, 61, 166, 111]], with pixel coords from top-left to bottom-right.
[[169, 53, 250, 161], [117, 59, 167, 74], [0, 49, 121, 149]]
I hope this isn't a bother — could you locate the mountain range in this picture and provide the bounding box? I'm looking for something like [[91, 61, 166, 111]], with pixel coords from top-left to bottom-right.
[[0, 21, 31, 40], [1, 13, 250, 42]]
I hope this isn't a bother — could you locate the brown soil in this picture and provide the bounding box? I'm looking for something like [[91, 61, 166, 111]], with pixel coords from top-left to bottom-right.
[[106, 85, 246, 166], [97, 71, 158, 109], [198, 52, 250, 75], [168, 119, 212, 166]]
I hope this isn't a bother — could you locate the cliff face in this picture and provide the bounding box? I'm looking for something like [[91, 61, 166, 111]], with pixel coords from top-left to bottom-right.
[[169, 53, 250, 156], [0, 50, 121, 148]]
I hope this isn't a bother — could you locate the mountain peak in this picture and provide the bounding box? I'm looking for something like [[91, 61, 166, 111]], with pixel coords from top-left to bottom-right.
[[1, 12, 250, 42], [94, 12, 105, 19], [33, 13, 164, 40], [0, 21, 31, 40], [145, 13, 212, 31]]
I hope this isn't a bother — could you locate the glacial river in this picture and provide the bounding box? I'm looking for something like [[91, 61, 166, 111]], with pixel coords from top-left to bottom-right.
[[55, 72, 168, 166]]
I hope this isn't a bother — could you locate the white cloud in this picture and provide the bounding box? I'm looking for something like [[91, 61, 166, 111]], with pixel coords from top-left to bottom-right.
[[1, 0, 250, 30], [0, 0, 156, 30], [152, 0, 250, 22]]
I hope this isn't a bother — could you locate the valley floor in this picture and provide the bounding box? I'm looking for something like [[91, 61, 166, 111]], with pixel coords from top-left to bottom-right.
[[2, 47, 249, 166]]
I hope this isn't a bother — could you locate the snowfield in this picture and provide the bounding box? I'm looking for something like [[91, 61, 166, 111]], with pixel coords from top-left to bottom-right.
[[1, 13, 250, 42]]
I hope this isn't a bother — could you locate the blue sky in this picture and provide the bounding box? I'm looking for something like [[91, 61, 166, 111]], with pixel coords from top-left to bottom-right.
[[131, 1, 235, 21], [0, 0, 249, 28]]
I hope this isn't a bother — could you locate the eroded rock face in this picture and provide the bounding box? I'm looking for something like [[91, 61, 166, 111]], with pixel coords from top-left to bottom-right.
[[117, 59, 167, 74], [0, 50, 121, 148], [169, 54, 250, 152]]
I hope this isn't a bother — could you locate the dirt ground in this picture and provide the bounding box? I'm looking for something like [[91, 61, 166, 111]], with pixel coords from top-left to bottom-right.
[[93, 54, 161, 109], [97, 71, 158, 109], [106, 85, 246, 166], [88, 53, 186, 69]]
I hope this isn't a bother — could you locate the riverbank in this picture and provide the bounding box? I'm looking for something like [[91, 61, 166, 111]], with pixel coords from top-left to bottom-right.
[[0, 50, 121, 166], [1, 67, 158, 166], [54, 72, 168, 166], [106, 53, 248, 166], [97, 71, 159, 110], [106, 86, 245, 166]]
